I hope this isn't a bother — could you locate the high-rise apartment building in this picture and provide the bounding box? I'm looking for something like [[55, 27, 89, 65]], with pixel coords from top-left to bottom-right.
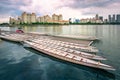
[[21, 12, 36, 24], [52, 14, 59, 21], [58, 14, 63, 21], [9, 12, 69, 24], [31, 13, 36, 23], [37, 16, 45, 23], [44, 15, 51, 22], [21, 12, 27, 23], [27, 14, 31, 24]]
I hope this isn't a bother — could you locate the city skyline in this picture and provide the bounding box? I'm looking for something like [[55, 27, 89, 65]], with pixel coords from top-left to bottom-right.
[[0, 0, 120, 23], [9, 12, 69, 24]]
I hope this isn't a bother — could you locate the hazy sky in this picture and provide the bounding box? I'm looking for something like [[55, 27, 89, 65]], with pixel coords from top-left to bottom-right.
[[0, 0, 120, 23]]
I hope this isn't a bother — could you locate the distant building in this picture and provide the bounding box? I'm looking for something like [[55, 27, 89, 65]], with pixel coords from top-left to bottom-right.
[[37, 14, 68, 24], [112, 14, 116, 23], [108, 15, 112, 23], [52, 14, 63, 21], [116, 14, 120, 23], [69, 18, 76, 23], [9, 17, 15, 24], [58, 14, 63, 21], [80, 18, 89, 23], [21, 12, 27, 23], [79, 14, 103, 24], [21, 12, 36, 24], [69, 18, 80, 23], [9, 17, 21, 24], [95, 14, 99, 20], [52, 14, 58, 21], [27, 14, 31, 24], [37, 15, 52, 23], [44, 14, 69, 24], [37, 16, 45, 23], [75, 19, 80, 23], [69, 18, 72, 23], [43, 15, 51, 22], [107, 14, 120, 23], [104, 19, 108, 23], [99, 16, 103, 21], [9, 12, 68, 24], [80, 17, 103, 24], [31, 13, 36, 23]]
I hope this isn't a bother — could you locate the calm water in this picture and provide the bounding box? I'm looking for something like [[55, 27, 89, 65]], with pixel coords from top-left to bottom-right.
[[0, 25, 120, 80]]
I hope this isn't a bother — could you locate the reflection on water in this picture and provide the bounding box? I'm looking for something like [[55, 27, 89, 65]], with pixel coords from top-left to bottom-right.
[[0, 27, 10, 31], [0, 25, 120, 80], [0, 41, 33, 64], [21, 25, 63, 35]]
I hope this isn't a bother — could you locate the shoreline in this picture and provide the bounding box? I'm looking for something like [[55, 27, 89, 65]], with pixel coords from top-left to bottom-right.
[[0, 23, 120, 27]]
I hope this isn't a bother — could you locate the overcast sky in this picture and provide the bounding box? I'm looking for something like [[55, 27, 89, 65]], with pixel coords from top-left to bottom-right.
[[0, 0, 120, 23]]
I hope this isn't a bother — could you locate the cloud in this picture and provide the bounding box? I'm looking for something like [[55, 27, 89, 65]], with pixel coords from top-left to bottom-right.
[[63, 0, 120, 19], [0, 0, 31, 17], [65, 0, 120, 8], [0, 0, 120, 23], [19, 0, 73, 15], [0, 0, 32, 23]]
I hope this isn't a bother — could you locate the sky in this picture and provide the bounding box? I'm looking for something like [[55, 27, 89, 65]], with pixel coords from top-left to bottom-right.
[[0, 0, 120, 23]]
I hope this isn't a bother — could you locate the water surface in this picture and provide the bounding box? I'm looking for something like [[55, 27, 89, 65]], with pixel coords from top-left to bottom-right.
[[0, 25, 120, 80]]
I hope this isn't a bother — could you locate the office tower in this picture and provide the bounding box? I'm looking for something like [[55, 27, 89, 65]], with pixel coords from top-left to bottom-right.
[[116, 14, 120, 23], [112, 14, 116, 23], [108, 15, 112, 23]]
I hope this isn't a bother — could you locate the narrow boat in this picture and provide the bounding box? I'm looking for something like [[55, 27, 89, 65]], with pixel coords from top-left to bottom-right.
[[41, 39, 98, 53], [51, 34, 99, 41], [53, 46, 106, 60], [0, 33, 32, 42], [0, 34, 22, 42], [29, 39, 105, 60], [30, 38, 99, 53], [24, 40, 115, 71]]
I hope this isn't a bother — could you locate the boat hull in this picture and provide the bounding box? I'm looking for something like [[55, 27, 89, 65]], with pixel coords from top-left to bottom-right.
[[24, 41, 115, 71]]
